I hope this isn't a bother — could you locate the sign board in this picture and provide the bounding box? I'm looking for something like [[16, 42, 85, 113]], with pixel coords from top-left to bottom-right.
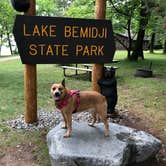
[[13, 15, 116, 64]]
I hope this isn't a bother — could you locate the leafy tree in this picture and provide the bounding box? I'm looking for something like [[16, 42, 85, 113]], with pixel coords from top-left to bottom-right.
[[109, 0, 164, 60], [65, 0, 95, 18], [0, 0, 16, 55], [108, 0, 140, 59], [36, 0, 56, 16], [130, 0, 153, 60], [147, 0, 166, 53], [36, 0, 73, 16]]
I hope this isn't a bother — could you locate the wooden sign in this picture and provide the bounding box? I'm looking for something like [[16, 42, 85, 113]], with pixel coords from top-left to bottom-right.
[[13, 15, 116, 64]]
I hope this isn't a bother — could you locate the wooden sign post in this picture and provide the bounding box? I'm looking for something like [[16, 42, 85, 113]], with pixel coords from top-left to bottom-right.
[[24, 0, 37, 123], [92, 0, 106, 92]]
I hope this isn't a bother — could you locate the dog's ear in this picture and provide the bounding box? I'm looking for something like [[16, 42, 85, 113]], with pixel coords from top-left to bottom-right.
[[61, 78, 65, 87]]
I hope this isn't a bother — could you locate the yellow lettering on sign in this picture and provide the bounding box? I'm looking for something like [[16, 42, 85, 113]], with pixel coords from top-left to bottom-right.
[[76, 45, 83, 56], [98, 28, 106, 39], [105, 28, 107, 38], [33, 25, 40, 36], [83, 45, 89, 56], [29, 44, 37, 55], [90, 45, 97, 55], [72, 26, 79, 38], [46, 45, 54, 56], [91, 27, 98, 38], [75, 45, 104, 56], [80, 27, 88, 38], [64, 26, 71, 38], [38, 44, 46, 55], [53, 44, 61, 56], [89, 27, 91, 38], [23, 24, 31, 36], [50, 25, 56, 37], [41, 25, 48, 36], [62, 45, 69, 56], [98, 45, 104, 56]]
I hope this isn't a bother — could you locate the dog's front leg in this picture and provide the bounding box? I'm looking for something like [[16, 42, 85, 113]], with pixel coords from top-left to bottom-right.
[[64, 112, 72, 138], [61, 111, 67, 129]]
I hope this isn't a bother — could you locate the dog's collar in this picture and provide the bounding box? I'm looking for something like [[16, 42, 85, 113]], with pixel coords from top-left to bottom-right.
[[56, 90, 80, 113]]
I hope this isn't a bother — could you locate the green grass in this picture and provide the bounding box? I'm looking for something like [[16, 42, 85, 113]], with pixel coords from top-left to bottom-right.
[[115, 51, 166, 111], [0, 50, 166, 165]]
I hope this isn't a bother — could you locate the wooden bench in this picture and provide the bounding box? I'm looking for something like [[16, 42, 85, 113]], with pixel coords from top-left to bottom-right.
[[61, 62, 120, 81], [82, 64, 119, 70], [61, 65, 92, 81], [82, 59, 120, 70]]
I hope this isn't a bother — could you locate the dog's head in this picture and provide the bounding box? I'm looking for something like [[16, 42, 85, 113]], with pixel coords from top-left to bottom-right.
[[50, 79, 67, 102]]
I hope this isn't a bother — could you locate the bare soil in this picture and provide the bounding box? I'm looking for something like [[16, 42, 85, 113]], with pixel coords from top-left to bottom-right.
[[0, 143, 38, 166]]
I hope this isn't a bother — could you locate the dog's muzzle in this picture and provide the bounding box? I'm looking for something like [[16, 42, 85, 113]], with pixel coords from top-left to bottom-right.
[[53, 91, 61, 101], [55, 92, 60, 97]]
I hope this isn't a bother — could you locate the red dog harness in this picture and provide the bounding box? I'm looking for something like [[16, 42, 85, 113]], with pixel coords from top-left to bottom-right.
[[56, 90, 80, 114]]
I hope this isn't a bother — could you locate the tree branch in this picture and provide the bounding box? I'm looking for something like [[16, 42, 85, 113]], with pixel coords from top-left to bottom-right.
[[109, 0, 129, 17]]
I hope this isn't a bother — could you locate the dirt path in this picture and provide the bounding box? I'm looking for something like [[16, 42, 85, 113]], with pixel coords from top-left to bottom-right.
[[0, 56, 19, 62]]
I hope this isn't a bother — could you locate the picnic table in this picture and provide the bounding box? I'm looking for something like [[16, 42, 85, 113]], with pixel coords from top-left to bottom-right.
[[61, 64, 92, 81], [82, 64, 119, 70], [61, 60, 120, 81]]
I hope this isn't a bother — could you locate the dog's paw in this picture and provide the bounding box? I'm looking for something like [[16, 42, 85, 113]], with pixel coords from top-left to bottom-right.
[[105, 131, 110, 137], [63, 133, 70, 138], [88, 123, 95, 127], [61, 124, 67, 129]]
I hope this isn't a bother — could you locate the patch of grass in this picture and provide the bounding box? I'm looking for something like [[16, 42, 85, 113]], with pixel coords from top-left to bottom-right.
[[114, 51, 166, 141], [0, 50, 165, 165]]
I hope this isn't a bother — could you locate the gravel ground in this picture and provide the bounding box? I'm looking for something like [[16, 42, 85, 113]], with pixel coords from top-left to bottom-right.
[[6, 109, 123, 131]]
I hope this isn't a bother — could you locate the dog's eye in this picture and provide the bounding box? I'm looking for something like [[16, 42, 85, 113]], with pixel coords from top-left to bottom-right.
[[52, 87, 56, 91], [58, 88, 62, 91]]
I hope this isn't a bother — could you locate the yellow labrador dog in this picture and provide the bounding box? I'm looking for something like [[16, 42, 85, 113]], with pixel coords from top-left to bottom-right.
[[50, 79, 110, 138]]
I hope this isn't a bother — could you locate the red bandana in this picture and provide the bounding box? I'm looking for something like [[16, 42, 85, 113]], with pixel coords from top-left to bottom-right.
[[56, 90, 80, 114]]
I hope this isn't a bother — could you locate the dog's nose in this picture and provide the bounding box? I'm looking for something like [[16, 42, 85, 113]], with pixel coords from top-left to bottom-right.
[[55, 92, 60, 97]]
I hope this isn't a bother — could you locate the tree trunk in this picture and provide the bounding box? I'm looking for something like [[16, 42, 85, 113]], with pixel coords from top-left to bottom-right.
[[130, 1, 149, 61], [163, 38, 166, 54], [149, 33, 155, 53], [6, 25, 13, 55], [92, 0, 106, 92], [127, 19, 132, 59], [131, 30, 145, 60]]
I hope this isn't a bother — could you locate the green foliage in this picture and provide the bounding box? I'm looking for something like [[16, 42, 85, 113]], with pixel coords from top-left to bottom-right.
[[65, 0, 95, 18], [0, 0, 16, 50], [146, 0, 166, 44], [36, 0, 72, 16], [0, 0, 16, 25], [36, 0, 56, 16], [107, 0, 140, 33]]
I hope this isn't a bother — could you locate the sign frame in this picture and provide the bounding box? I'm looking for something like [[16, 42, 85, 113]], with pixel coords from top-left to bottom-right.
[[13, 15, 116, 64]]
